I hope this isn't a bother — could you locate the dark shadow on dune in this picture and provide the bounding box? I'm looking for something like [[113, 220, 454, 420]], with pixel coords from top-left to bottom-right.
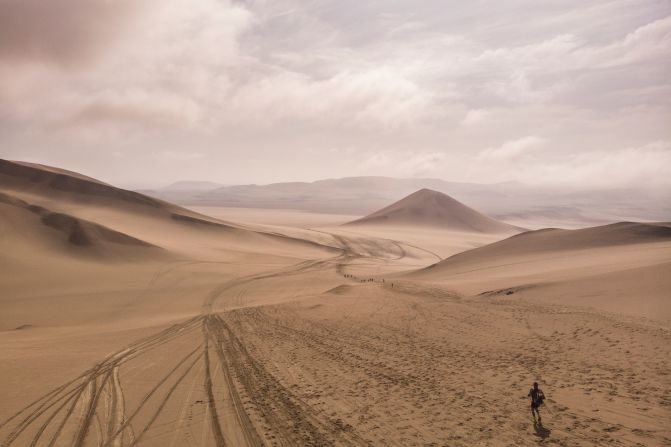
[[533, 420, 551, 441]]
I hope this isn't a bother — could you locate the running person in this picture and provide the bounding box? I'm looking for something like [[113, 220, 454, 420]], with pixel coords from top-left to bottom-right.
[[528, 382, 545, 421]]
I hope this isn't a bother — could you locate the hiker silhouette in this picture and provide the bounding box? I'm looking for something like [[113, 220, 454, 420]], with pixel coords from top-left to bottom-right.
[[528, 382, 545, 421]]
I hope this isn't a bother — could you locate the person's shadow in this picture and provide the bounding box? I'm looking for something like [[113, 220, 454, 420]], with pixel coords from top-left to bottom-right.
[[533, 419, 551, 440]]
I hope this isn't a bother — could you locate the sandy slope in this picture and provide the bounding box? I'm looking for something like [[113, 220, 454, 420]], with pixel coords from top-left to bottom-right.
[[190, 206, 360, 228], [3, 228, 669, 446], [0, 159, 337, 262], [345, 188, 521, 234], [0, 191, 159, 258], [408, 222, 671, 321], [1, 161, 670, 446]]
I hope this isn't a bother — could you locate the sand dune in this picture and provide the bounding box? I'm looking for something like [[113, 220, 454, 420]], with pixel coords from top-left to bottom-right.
[[0, 159, 169, 211], [0, 159, 340, 261], [421, 221, 671, 265], [0, 159, 240, 230], [0, 191, 165, 268], [10, 161, 115, 185], [1, 162, 670, 447], [410, 221, 671, 321], [346, 188, 521, 233]]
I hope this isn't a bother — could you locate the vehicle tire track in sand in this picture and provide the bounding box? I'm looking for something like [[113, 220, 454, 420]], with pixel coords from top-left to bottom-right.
[[26, 382, 85, 447], [1, 316, 205, 446], [205, 315, 262, 447], [127, 353, 203, 447], [2, 382, 84, 447], [45, 380, 92, 447], [2, 362, 112, 447], [168, 356, 205, 447], [72, 372, 110, 447], [0, 374, 86, 435], [202, 336, 227, 447], [102, 345, 203, 447], [108, 366, 130, 447], [210, 313, 368, 446], [2, 239, 389, 447]]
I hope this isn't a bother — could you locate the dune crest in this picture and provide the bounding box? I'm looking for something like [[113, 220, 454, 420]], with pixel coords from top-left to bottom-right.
[[0, 159, 166, 209], [0, 191, 159, 259], [409, 220, 671, 321], [421, 221, 671, 270]]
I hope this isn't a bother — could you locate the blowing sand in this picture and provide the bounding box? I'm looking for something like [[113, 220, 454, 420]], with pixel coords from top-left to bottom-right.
[[1, 160, 670, 446]]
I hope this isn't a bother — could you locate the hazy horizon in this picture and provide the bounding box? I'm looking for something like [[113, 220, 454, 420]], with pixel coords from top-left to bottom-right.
[[1, 1, 670, 190]]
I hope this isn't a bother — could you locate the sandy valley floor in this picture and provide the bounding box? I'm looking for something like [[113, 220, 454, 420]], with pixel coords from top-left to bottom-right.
[[2, 226, 670, 446], [1, 161, 670, 446]]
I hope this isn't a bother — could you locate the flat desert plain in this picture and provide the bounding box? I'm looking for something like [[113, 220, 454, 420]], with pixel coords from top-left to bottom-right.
[[1, 159, 670, 447]]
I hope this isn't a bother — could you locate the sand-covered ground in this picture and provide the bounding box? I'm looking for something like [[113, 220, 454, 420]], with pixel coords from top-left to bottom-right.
[[3, 228, 670, 446], [1, 160, 670, 446]]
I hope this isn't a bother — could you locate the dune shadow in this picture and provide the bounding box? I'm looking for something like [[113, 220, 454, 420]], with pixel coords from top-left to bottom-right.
[[533, 420, 552, 440]]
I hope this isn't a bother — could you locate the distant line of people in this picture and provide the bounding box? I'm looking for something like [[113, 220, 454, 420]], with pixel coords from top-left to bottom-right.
[[341, 273, 393, 287]]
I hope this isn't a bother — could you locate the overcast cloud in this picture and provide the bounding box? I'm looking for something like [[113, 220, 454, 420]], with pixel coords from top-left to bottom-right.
[[0, 0, 669, 188]]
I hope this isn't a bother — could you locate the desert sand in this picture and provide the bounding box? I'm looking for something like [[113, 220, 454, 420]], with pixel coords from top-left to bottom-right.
[[1, 159, 670, 446]]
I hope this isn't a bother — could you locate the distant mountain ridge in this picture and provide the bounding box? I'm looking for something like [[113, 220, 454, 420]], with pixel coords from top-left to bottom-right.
[[146, 176, 520, 214], [161, 181, 226, 191], [141, 175, 670, 227]]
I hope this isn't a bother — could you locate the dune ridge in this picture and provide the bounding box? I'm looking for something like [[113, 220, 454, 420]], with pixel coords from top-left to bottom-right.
[[0, 159, 167, 209], [0, 159, 253, 232], [0, 159, 345, 263], [420, 221, 671, 271], [0, 191, 159, 256], [407, 220, 671, 322]]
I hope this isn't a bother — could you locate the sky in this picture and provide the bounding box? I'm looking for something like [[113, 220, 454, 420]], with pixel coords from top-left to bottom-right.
[[0, 0, 670, 189]]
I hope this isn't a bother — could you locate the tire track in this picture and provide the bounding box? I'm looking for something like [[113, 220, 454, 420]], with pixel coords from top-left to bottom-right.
[[245, 307, 417, 388], [27, 383, 83, 447], [46, 381, 91, 447], [202, 337, 227, 447], [2, 381, 86, 447], [108, 366, 130, 447], [127, 353, 203, 447], [73, 372, 110, 447], [102, 345, 203, 447], [210, 313, 368, 446], [2, 235, 376, 447], [204, 316, 262, 447], [168, 357, 205, 447], [2, 315, 205, 446]]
